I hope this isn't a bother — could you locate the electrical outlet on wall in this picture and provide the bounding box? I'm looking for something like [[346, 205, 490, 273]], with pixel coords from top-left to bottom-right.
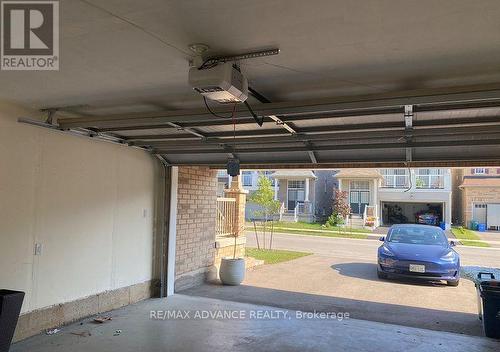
[[34, 243, 43, 256]]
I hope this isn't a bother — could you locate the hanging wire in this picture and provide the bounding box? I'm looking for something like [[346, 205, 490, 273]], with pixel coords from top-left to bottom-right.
[[403, 167, 413, 192], [203, 96, 236, 119], [403, 108, 416, 192], [231, 103, 238, 150]]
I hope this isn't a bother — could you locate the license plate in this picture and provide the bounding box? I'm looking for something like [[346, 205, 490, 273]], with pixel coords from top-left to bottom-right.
[[409, 264, 425, 273]]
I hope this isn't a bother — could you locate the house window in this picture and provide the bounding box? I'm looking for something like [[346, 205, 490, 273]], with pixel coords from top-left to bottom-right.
[[474, 168, 486, 175], [242, 171, 252, 187], [380, 169, 409, 188], [263, 171, 275, 186], [288, 180, 305, 189], [416, 169, 444, 189], [217, 170, 228, 177], [287, 180, 305, 210], [350, 180, 370, 190]]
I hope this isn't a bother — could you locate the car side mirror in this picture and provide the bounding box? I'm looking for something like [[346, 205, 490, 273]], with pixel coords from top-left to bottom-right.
[[379, 236, 385, 242], [450, 241, 456, 247]]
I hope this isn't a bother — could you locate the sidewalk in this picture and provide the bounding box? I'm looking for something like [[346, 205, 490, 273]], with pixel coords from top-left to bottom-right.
[[476, 230, 500, 242]]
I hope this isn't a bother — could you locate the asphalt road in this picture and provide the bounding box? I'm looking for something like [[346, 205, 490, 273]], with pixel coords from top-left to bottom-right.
[[245, 231, 500, 267]]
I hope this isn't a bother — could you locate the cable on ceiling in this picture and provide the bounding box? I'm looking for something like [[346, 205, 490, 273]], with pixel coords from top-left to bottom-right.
[[203, 96, 264, 127], [203, 96, 236, 119]]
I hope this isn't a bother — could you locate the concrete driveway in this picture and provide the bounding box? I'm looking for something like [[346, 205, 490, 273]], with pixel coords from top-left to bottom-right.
[[185, 233, 500, 336]]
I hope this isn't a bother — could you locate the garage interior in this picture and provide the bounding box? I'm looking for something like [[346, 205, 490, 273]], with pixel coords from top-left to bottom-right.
[[382, 202, 444, 226], [2, 1, 500, 351]]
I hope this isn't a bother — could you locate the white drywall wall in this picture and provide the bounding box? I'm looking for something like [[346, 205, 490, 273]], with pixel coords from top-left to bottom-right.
[[0, 101, 158, 313]]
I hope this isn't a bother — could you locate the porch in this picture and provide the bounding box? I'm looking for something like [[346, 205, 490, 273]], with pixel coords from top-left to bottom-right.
[[336, 169, 382, 229], [271, 170, 317, 223]]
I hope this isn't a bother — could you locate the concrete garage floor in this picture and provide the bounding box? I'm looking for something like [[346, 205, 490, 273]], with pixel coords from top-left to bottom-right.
[[185, 234, 499, 337], [11, 295, 499, 352]]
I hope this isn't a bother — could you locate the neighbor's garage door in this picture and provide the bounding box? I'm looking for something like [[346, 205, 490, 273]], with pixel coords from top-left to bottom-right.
[[486, 203, 500, 229], [473, 203, 487, 224]]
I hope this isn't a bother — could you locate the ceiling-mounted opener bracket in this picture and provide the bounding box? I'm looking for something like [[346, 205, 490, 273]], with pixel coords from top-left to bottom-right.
[[404, 105, 414, 163], [191, 46, 280, 70]]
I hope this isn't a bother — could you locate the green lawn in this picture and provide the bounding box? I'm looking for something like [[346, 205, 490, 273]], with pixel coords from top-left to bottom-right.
[[460, 240, 491, 248], [247, 221, 370, 240], [246, 248, 312, 264], [247, 221, 371, 234], [451, 227, 490, 247], [451, 227, 481, 240], [256, 228, 369, 239]]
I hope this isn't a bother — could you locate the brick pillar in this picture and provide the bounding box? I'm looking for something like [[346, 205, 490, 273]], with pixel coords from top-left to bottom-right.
[[212, 175, 249, 275], [224, 175, 248, 237]]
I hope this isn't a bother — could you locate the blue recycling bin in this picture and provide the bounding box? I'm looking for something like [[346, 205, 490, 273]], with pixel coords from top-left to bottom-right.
[[439, 222, 446, 230], [478, 223, 487, 232]]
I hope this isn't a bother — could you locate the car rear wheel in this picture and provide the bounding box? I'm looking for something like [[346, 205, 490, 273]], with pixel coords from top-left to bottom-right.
[[447, 280, 459, 286], [377, 270, 388, 279]]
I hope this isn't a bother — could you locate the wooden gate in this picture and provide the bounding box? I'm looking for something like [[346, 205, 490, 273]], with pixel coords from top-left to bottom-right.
[[216, 197, 237, 237]]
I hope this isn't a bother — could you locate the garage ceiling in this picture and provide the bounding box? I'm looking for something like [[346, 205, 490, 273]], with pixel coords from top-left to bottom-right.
[[6, 0, 500, 167]]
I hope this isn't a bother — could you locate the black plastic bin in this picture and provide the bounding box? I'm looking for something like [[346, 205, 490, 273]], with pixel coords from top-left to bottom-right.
[[0, 290, 25, 352], [476, 273, 500, 338]]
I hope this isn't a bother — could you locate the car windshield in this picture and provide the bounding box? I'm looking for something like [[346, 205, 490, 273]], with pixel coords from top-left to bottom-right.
[[387, 226, 448, 246]]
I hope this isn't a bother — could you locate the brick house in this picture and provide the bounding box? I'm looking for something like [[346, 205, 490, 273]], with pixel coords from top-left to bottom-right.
[[454, 167, 500, 230]]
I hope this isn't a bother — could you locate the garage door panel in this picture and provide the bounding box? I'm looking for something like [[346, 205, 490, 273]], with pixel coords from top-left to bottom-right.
[[486, 204, 500, 227]]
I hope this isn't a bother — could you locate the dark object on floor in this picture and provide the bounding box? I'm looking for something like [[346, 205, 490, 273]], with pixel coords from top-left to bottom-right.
[[386, 204, 408, 224], [476, 272, 500, 338], [0, 290, 25, 352], [93, 316, 112, 324]]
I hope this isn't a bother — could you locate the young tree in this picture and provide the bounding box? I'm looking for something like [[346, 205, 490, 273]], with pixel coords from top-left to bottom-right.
[[249, 174, 281, 249]]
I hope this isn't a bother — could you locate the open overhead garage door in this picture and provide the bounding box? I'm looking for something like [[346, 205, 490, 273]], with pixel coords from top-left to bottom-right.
[[382, 202, 444, 227], [21, 85, 500, 168]]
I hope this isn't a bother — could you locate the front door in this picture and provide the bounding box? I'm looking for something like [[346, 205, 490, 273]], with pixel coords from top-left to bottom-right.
[[350, 190, 370, 215], [287, 180, 305, 210]]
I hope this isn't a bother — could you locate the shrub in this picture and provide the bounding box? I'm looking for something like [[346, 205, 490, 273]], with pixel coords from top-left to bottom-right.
[[324, 190, 351, 227], [325, 213, 345, 227]]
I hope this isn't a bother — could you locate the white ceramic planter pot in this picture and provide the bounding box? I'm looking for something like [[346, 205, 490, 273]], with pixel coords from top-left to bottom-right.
[[219, 258, 245, 285]]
